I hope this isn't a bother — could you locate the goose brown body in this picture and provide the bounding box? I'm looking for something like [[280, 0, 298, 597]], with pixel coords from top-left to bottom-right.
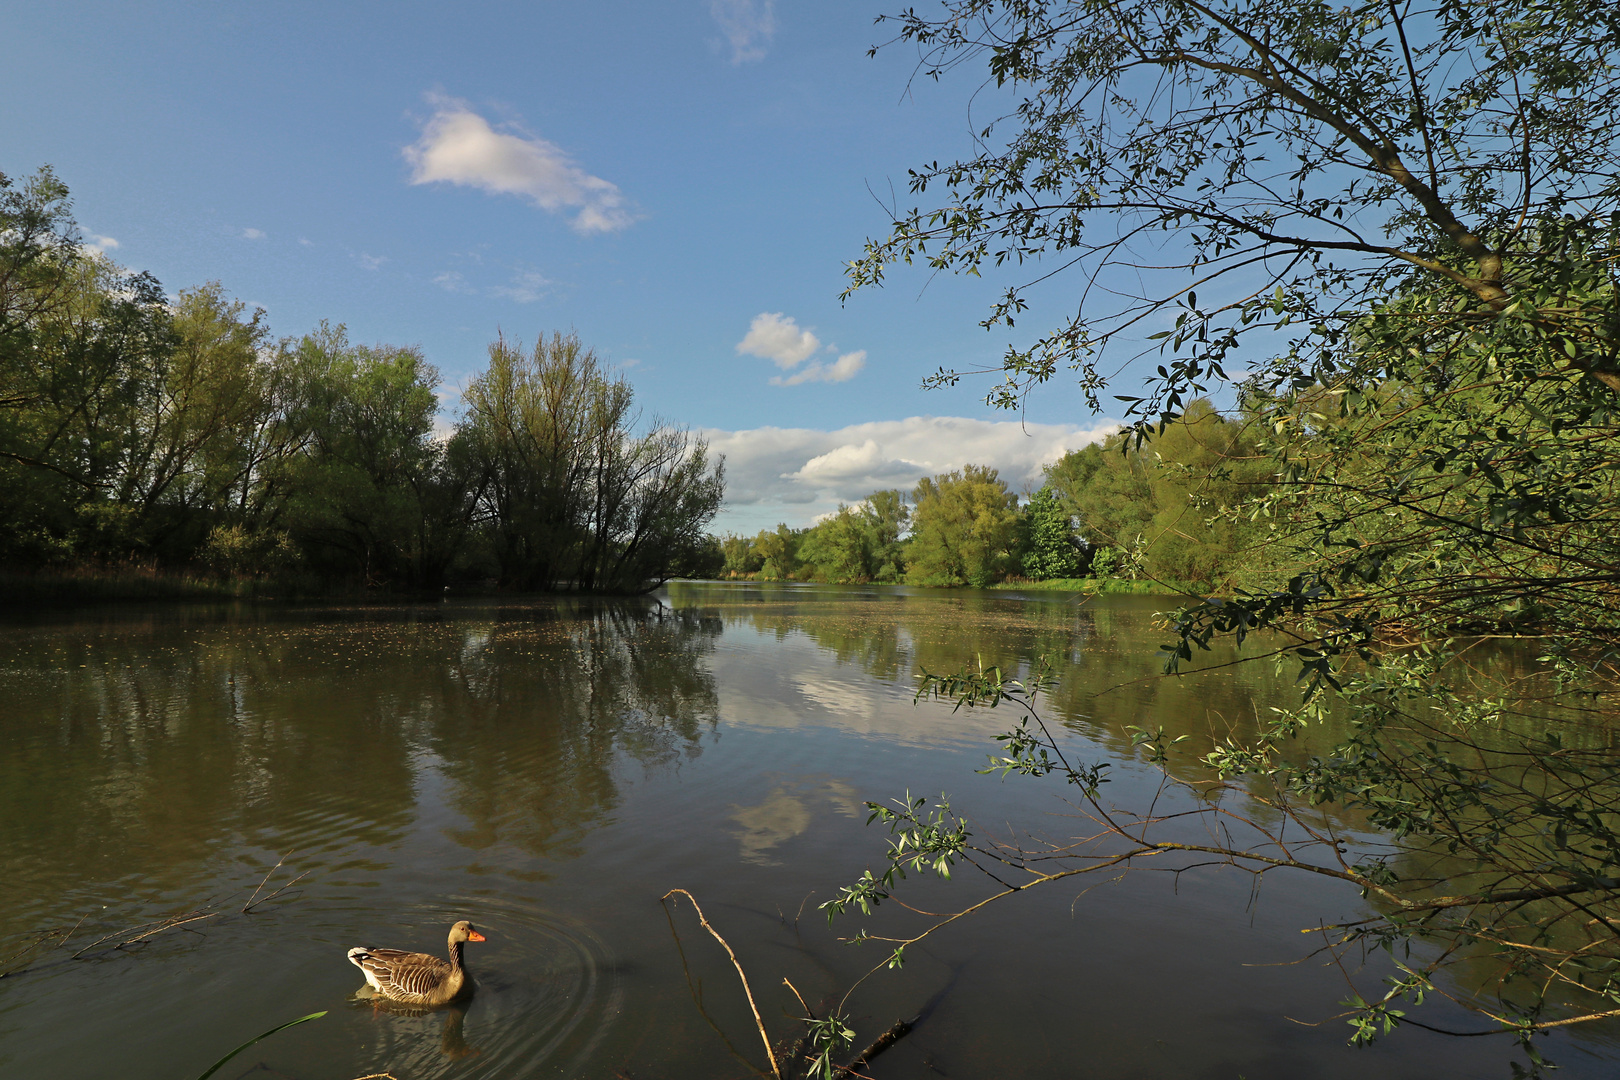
[[347, 920, 486, 1006]]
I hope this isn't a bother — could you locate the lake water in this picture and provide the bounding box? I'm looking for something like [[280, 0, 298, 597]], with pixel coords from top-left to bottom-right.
[[1, 582, 1614, 1078]]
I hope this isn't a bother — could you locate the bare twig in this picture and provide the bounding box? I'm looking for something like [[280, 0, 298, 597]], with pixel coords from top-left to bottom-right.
[[243, 851, 309, 913], [661, 895, 763, 1077], [779, 979, 817, 1075], [793, 891, 816, 931], [70, 909, 217, 959], [0, 922, 78, 978], [117, 911, 217, 946], [661, 889, 783, 1080]]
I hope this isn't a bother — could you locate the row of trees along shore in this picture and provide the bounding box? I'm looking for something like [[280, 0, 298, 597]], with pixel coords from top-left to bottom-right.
[[716, 397, 1269, 590], [0, 167, 723, 595]]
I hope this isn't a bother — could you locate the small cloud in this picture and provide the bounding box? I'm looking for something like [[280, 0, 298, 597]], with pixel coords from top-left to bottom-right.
[[492, 267, 551, 304], [242, 227, 266, 240], [430, 384, 467, 437], [772, 349, 866, 386], [827, 350, 866, 380], [736, 312, 820, 369], [404, 93, 634, 234], [710, 0, 776, 63], [433, 270, 475, 294], [619, 358, 642, 369], [358, 253, 387, 271], [84, 234, 119, 253], [298, 237, 314, 247]]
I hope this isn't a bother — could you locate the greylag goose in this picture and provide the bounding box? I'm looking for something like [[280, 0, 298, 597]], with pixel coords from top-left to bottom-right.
[[347, 920, 486, 1006]]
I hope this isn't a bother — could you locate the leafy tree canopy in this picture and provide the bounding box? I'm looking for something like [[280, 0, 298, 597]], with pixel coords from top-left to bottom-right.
[[830, 0, 1620, 1066], [908, 464, 1022, 587]]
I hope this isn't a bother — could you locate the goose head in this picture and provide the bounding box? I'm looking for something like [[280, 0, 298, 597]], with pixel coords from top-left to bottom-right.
[[449, 920, 487, 946]]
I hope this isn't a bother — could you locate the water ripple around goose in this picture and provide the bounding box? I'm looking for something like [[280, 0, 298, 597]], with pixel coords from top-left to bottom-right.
[[339, 893, 623, 1079]]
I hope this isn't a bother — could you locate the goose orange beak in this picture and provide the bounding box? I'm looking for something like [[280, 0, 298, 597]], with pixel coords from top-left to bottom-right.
[[467, 930, 487, 942]]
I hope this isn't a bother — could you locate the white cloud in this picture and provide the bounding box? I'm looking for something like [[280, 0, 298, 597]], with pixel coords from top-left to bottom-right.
[[702, 415, 1119, 533], [84, 234, 119, 252], [787, 437, 924, 486], [492, 268, 551, 304], [357, 253, 387, 271], [298, 237, 314, 247], [242, 227, 266, 240], [433, 270, 474, 293], [710, 0, 776, 63], [736, 311, 820, 369], [827, 350, 866, 379], [404, 94, 634, 234], [772, 349, 866, 386], [430, 388, 460, 441], [737, 314, 867, 385]]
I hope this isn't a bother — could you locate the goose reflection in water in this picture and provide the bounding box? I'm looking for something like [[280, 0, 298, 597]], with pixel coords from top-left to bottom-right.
[[352, 988, 483, 1060]]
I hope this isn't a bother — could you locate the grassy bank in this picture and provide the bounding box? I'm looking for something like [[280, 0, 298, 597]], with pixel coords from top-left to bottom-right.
[[685, 574, 1189, 595], [993, 577, 1190, 595]]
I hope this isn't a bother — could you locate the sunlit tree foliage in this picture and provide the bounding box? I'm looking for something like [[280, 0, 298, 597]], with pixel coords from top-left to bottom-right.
[[828, 0, 1620, 1067], [1, 168, 721, 593]]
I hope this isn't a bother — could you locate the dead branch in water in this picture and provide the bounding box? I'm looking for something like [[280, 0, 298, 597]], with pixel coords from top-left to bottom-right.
[[661, 888, 783, 1080], [835, 1017, 915, 1078], [242, 851, 311, 913], [3, 852, 310, 979], [70, 908, 218, 959], [660, 895, 765, 1078]]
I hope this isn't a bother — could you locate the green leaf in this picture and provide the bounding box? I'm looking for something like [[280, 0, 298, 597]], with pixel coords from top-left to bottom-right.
[[194, 1012, 327, 1080]]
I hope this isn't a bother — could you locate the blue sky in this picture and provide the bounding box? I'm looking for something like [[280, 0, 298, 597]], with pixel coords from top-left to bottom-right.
[[2, 1, 1123, 532]]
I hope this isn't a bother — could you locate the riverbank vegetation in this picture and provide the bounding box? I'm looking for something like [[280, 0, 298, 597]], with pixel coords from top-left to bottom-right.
[[716, 399, 1271, 592], [811, 0, 1620, 1072], [0, 169, 722, 598]]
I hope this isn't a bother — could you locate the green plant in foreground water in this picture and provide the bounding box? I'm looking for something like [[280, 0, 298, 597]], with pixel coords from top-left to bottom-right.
[[797, 1012, 857, 1080], [193, 1010, 326, 1080], [822, 658, 1620, 1077]]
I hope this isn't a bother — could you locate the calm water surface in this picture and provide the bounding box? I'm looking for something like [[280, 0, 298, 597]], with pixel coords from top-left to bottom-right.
[[1, 583, 1614, 1078]]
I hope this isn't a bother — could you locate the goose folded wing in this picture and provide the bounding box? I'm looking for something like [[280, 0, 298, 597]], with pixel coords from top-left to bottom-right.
[[351, 949, 452, 996]]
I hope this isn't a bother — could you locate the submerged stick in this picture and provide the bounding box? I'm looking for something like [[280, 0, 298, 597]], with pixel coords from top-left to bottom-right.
[[661, 888, 783, 1080], [835, 1017, 914, 1078]]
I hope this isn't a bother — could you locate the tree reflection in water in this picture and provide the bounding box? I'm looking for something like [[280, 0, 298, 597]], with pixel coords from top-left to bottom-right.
[[0, 598, 721, 938]]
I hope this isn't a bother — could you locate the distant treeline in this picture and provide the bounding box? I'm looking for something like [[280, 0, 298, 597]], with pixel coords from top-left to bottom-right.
[[0, 167, 722, 593], [712, 400, 1272, 590]]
